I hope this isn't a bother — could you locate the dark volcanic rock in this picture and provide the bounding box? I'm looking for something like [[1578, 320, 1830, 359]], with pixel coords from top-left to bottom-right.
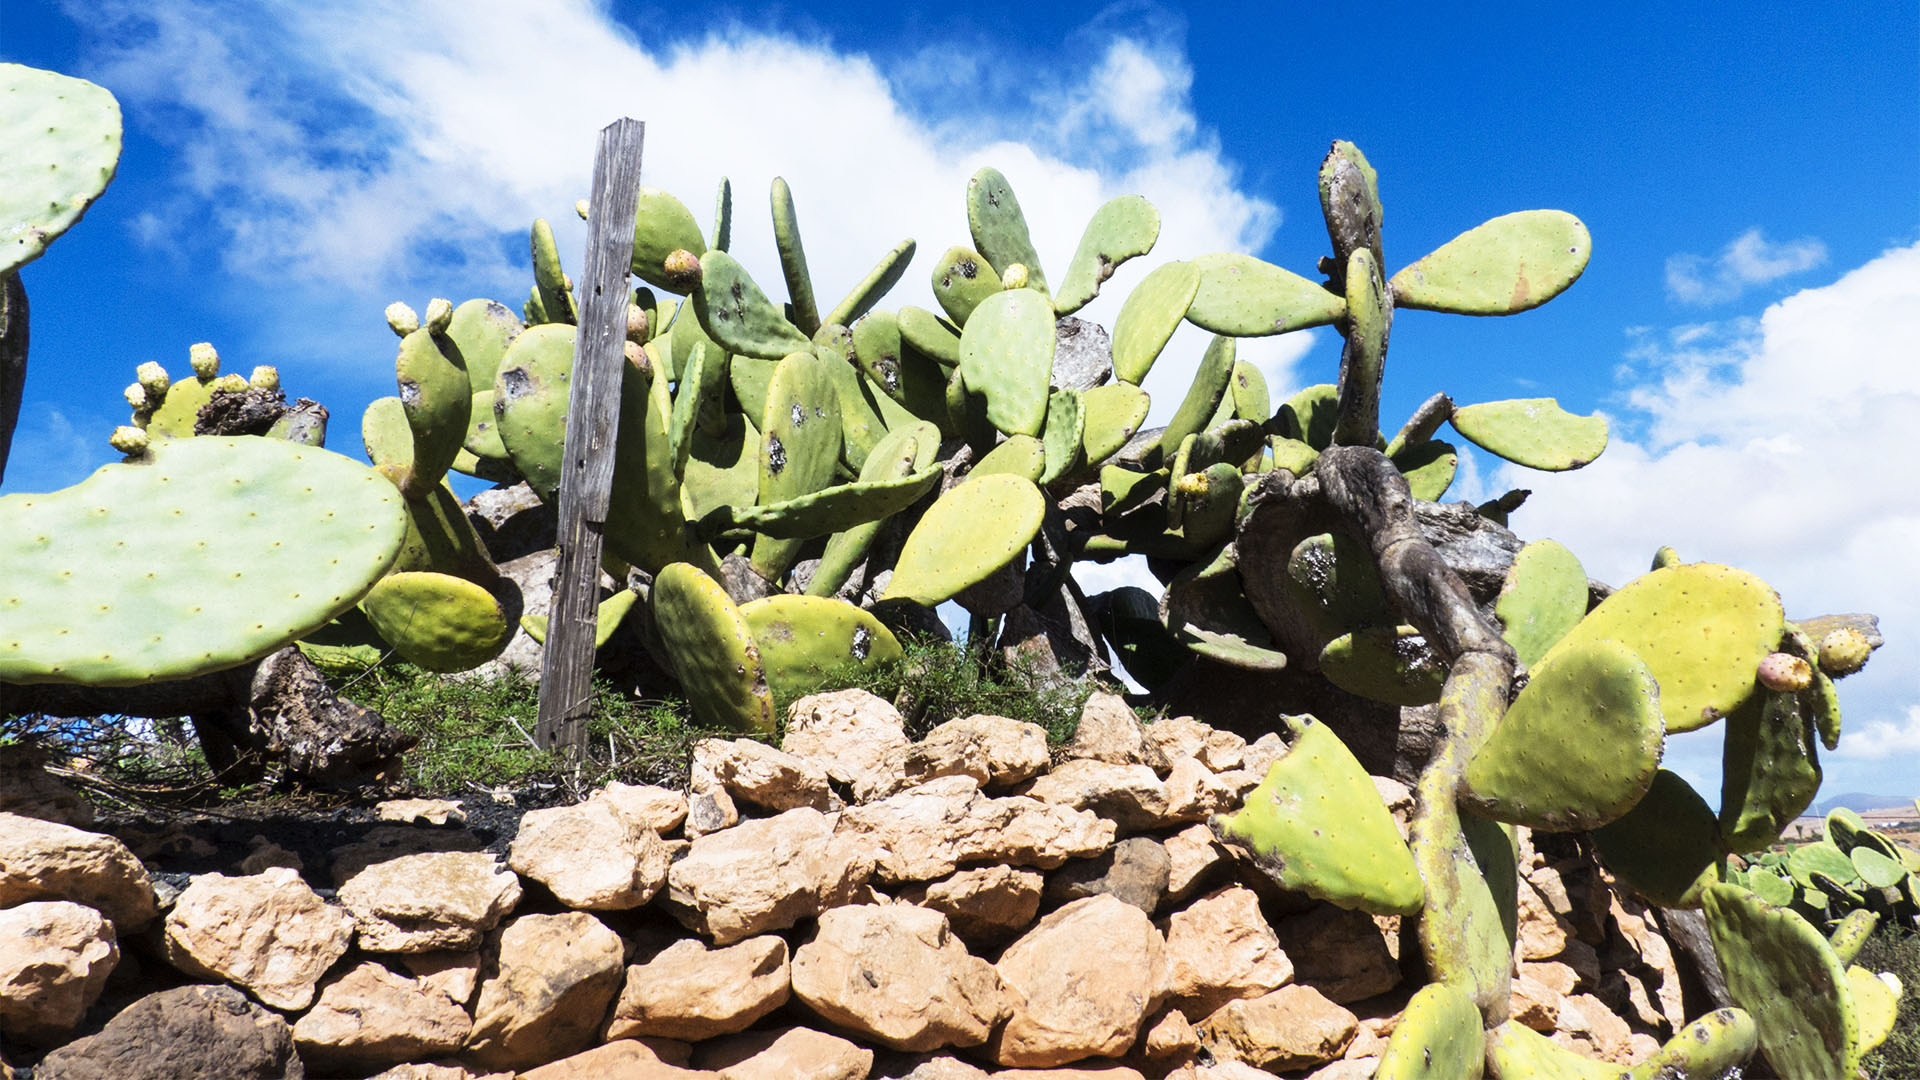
[[34, 984, 303, 1080]]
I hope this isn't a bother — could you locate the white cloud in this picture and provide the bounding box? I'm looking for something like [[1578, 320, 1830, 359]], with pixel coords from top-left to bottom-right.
[[1505, 242, 1920, 793], [1834, 706, 1920, 759], [1665, 227, 1828, 305]]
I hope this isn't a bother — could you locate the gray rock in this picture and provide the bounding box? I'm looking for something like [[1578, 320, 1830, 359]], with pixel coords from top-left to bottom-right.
[[34, 984, 303, 1080]]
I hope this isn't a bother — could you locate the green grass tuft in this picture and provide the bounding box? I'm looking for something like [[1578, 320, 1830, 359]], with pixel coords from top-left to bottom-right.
[[1860, 924, 1920, 1079]]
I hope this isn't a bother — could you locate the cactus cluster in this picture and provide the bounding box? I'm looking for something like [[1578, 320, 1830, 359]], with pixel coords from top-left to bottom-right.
[[1733, 806, 1920, 935]]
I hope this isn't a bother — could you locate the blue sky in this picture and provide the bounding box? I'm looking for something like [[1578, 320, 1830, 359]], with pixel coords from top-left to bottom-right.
[[5, 0, 1917, 800]]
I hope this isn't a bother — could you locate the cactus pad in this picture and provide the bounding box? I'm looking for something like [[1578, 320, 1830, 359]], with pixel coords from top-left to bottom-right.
[[491, 323, 577, 500], [1494, 538, 1589, 668], [529, 219, 574, 324], [1275, 383, 1341, 450], [1185, 252, 1346, 337], [966, 167, 1047, 294], [1111, 260, 1200, 385], [1551, 563, 1785, 733], [823, 237, 915, 330], [958, 288, 1056, 437], [1390, 210, 1592, 315], [1374, 983, 1483, 1080], [1390, 438, 1458, 501], [1591, 769, 1722, 908], [630, 186, 708, 290], [1212, 714, 1425, 914], [741, 595, 903, 704], [1702, 881, 1860, 1079], [1080, 383, 1152, 464], [1, 64, 123, 274], [0, 437, 407, 685], [521, 590, 637, 649], [1153, 335, 1236, 466], [1463, 637, 1662, 831], [930, 246, 1001, 326], [881, 473, 1045, 607], [446, 299, 524, 395], [360, 571, 510, 672], [394, 327, 471, 498], [1054, 195, 1160, 315], [693, 251, 811, 359], [750, 349, 843, 579], [1449, 397, 1608, 471], [651, 563, 775, 734], [1318, 626, 1447, 706]]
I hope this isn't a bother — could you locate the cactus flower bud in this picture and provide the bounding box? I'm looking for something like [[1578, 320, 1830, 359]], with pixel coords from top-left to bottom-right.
[[135, 361, 171, 398], [1001, 262, 1030, 290], [575, 198, 590, 220], [423, 297, 454, 334], [124, 382, 149, 411], [188, 342, 220, 380], [385, 301, 420, 337], [108, 425, 149, 456], [662, 249, 703, 293], [626, 303, 650, 343], [249, 365, 280, 392], [212, 373, 251, 394], [1818, 627, 1873, 677], [1756, 652, 1812, 693]]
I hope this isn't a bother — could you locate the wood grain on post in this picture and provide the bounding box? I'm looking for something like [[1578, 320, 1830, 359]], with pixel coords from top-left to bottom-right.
[[536, 118, 645, 754]]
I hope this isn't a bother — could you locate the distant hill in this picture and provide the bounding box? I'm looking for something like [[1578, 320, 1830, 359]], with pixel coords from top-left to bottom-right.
[[1815, 793, 1919, 814]]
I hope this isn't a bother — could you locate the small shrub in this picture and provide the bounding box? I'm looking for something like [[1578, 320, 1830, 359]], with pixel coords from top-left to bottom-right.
[[1859, 924, 1920, 1079]]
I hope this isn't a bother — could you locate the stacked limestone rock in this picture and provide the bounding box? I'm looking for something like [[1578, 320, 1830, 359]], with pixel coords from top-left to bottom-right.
[[0, 690, 1692, 1080]]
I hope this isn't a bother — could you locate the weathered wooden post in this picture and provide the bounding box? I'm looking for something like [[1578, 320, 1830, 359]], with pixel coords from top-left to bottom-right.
[[535, 118, 645, 754]]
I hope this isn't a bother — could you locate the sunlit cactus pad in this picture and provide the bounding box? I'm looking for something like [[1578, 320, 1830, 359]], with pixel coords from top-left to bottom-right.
[[0, 436, 406, 685], [1, 63, 122, 274]]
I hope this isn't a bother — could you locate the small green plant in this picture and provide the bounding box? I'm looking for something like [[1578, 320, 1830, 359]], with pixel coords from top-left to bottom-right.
[[851, 636, 1098, 745], [1858, 926, 1920, 1079]]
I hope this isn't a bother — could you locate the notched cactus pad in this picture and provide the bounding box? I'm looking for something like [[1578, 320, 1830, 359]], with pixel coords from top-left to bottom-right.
[[0, 437, 406, 684], [1212, 714, 1425, 915], [1054, 195, 1160, 315], [1, 63, 123, 274], [1390, 210, 1592, 315], [1449, 397, 1607, 471]]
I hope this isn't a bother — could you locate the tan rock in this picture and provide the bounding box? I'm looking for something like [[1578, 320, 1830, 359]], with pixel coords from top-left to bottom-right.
[[402, 949, 483, 1006], [1558, 992, 1634, 1063], [293, 960, 472, 1071], [1521, 959, 1580, 996], [697, 1025, 875, 1080], [234, 837, 302, 876], [597, 782, 691, 836], [1144, 716, 1212, 764], [862, 714, 1052, 801], [1196, 984, 1357, 1071], [0, 901, 117, 1041], [1160, 886, 1292, 1017], [1344, 1021, 1384, 1059], [784, 689, 911, 786], [992, 895, 1166, 1068], [1142, 1008, 1199, 1060], [685, 788, 740, 839], [1516, 876, 1571, 961], [607, 935, 791, 1041], [339, 850, 522, 953], [899, 865, 1044, 941], [1064, 692, 1163, 768], [667, 807, 875, 944], [366, 1065, 514, 1080], [464, 912, 626, 1071], [1307, 1060, 1380, 1080], [793, 904, 1006, 1051], [510, 798, 671, 910], [0, 812, 156, 929], [693, 738, 836, 813], [161, 867, 353, 1011], [990, 1068, 1147, 1079], [1371, 776, 1414, 818], [378, 798, 466, 825], [1509, 967, 1565, 1030], [837, 776, 1114, 884], [0, 752, 93, 827], [328, 824, 485, 882], [1160, 758, 1238, 825], [871, 1055, 989, 1079], [1557, 936, 1603, 987], [1160, 1062, 1274, 1080], [1240, 733, 1283, 780], [521, 1039, 715, 1079], [1270, 904, 1399, 1004], [1021, 760, 1169, 833], [1162, 825, 1227, 903]]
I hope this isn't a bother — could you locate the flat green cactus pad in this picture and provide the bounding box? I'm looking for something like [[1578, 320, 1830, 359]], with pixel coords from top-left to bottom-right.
[[770, 177, 820, 335], [529, 219, 574, 324], [1055, 195, 1160, 316], [741, 594, 903, 705], [394, 327, 471, 498], [1592, 770, 1722, 908], [1449, 397, 1608, 471], [882, 473, 1044, 607], [1275, 383, 1341, 450], [930, 245, 1001, 326], [1553, 562, 1785, 733], [1153, 335, 1236, 466], [1080, 383, 1151, 463], [1702, 881, 1860, 1079], [1212, 714, 1425, 915], [651, 562, 775, 733], [824, 237, 915, 330], [491, 323, 577, 500], [750, 349, 842, 580], [970, 434, 1045, 483], [1, 64, 122, 274], [852, 310, 947, 422], [1484, 1021, 1617, 1079], [1389, 438, 1457, 501], [967, 167, 1047, 294], [718, 459, 940, 540], [803, 424, 934, 600], [897, 305, 961, 367], [1463, 637, 1663, 831], [630, 186, 707, 290], [1185, 252, 1346, 337], [1624, 1008, 1760, 1080], [694, 250, 811, 359], [1849, 965, 1900, 1058], [462, 391, 509, 462], [709, 178, 732, 251], [1495, 539, 1589, 669], [145, 374, 218, 440], [360, 571, 510, 673], [958, 288, 1056, 437], [1111, 260, 1200, 385], [1038, 389, 1084, 485], [1720, 689, 1822, 853], [1318, 626, 1447, 706], [1390, 210, 1592, 316], [447, 299, 524, 395], [520, 590, 636, 648], [606, 347, 716, 577], [684, 413, 760, 522], [1829, 910, 1879, 966], [0, 437, 406, 685], [1373, 983, 1482, 1080]]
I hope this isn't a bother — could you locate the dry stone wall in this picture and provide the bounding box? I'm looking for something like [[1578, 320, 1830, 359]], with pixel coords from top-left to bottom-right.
[[0, 689, 1698, 1079]]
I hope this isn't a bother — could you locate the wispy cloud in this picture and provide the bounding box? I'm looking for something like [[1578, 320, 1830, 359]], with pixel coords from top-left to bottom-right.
[[1834, 706, 1920, 759], [1506, 241, 1920, 793], [1665, 227, 1828, 305]]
